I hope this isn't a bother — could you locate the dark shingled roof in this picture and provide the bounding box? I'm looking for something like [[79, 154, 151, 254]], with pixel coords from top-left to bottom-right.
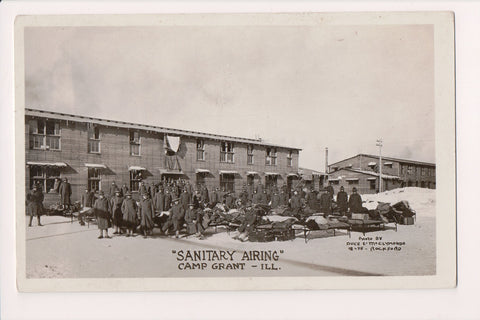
[[25, 108, 302, 151]]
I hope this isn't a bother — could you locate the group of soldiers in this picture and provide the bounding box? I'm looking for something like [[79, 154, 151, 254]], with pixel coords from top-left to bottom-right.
[[28, 177, 367, 239]]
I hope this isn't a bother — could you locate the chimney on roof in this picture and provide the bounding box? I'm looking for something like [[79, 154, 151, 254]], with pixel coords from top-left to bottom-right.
[[325, 147, 328, 174]]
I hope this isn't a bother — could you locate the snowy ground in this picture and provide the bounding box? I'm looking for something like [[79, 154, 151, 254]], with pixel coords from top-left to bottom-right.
[[26, 187, 436, 278]]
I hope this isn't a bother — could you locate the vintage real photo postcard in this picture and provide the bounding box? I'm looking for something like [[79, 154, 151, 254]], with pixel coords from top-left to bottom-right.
[[15, 12, 456, 291]]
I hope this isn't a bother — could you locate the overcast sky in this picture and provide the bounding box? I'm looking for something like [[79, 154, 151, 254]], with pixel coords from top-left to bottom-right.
[[25, 25, 434, 171]]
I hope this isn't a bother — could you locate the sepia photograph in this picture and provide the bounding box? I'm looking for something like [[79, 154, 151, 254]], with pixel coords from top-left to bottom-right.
[[14, 12, 456, 291]]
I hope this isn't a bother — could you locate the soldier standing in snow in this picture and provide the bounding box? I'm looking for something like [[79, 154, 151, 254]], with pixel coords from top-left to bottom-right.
[[27, 185, 44, 227], [337, 186, 348, 216], [348, 187, 367, 213], [121, 191, 138, 237], [138, 192, 155, 238], [58, 178, 72, 211], [93, 191, 111, 239]]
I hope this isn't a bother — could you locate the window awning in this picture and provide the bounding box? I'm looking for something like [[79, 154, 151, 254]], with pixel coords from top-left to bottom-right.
[[246, 171, 259, 176], [219, 170, 238, 175], [85, 163, 106, 169], [384, 162, 393, 165], [367, 177, 377, 181], [287, 173, 299, 177], [368, 162, 377, 166], [345, 178, 359, 181], [129, 166, 146, 171], [159, 169, 184, 175], [328, 178, 340, 182], [264, 172, 280, 176], [195, 169, 210, 174], [27, 161, 67, 167]]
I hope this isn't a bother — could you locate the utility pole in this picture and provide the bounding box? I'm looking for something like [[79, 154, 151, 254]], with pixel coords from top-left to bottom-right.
[[376, 139, 383, 193]]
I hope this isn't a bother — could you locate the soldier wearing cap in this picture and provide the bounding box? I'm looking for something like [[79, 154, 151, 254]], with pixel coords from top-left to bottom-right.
[[239, 186, 249, 206], [58, 177, 72, 211], [279, 189, 288, 206], [348, 187, 367, 213], [337, 186, 348, 215], [109, 181, 118, 199], [164, 189, 172, 211], [290, 190, 302, 212], [121, 191, 138, 237], [93, 190, 111, 239], [210, 187, 221, 207], [306, 188, 318, 211], [110, 189, 124, 235], [225, 192, 236, 210], [180, 188, 190, 211], [200, 185, 210, 204], [252, 190, 261, 205], [121, 183, 129, 197], [154, 187, 165, 213], [319, 188, 332, 216], [139, 181, 148, 196], [162, 198, 185, 238], [271, 190, 280, 209], [138, 192, 155, 238], [27, 184, 44, 227]]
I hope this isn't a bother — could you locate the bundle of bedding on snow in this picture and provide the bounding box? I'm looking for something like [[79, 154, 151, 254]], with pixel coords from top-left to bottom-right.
[[303, 215, 351, 231]]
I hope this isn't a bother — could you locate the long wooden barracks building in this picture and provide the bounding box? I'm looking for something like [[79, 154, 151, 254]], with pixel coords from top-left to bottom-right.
[[25, 108, 302, 203], [327, 153, 436, 194]]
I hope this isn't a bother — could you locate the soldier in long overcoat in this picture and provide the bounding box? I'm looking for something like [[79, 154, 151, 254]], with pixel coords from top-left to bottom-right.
[[225, 192, 236, 210], [290, 191, 302, 211], [110, 190, 124, 235], [210, 187, 220, 207], [139, 181, 148, 196], [149, 183, 156, 200], [271, 191, 281, 209], [252, 190, 261, 205], [109, 181, 118, 199], [200, 185, 209, 204], [164, 189, 172, 210], [93, 191, 111, 239], [348, 187, 367, 213], [58, 178, 72, 210], [336, 186, 349, 215], [121, 192, 138, 237], [27, 185, 44, 227], [121, 183, 129, 197], [154, 188, 165, 213], [319, 190, 332, 216], [260, 190, 268, 205], [180, 189, 190, 211], [162, 199, 185, 238], [138, 193, 155, 237], [279, 190, 288, 206], [239, 188, 249, 206]]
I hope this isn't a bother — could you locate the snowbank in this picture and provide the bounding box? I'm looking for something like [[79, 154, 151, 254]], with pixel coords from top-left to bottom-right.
[[362, 187, 436, 217]]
